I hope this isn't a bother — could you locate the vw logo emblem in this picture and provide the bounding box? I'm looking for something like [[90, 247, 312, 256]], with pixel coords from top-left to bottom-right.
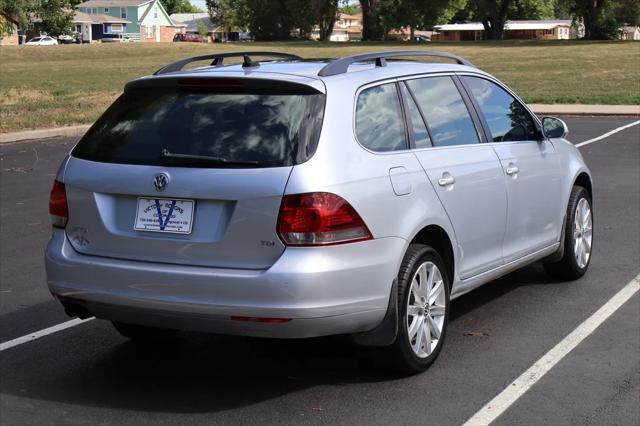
[[153, 172, 170, 192]]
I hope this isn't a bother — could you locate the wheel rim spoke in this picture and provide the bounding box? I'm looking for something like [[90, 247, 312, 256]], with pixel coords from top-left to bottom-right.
[[582, 208, 591, 228], [425, 263, 434, 298], [429, 279, 443, 304], [414, 319, 425, 350], [430, 304, 446, 317], [417, 264, 428, 298], [574, 237, 582, 263], [408, 314, 423, 340], [422, 326, 431, 355], [427, 314, 441, 340], [407, 305, 421, 317]]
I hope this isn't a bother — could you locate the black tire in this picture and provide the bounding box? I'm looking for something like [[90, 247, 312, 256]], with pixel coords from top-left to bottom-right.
[[389, 244, 450, 374], [544, 186, 593, 280], [111, 321, 180, 341]]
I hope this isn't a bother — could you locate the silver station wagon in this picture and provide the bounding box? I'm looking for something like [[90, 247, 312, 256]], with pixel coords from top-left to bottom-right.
[[46, 51, 593, 373]]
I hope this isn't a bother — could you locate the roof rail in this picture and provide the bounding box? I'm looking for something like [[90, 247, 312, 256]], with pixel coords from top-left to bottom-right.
[[317, 50, 475, 77], [154, 51, 303, 75]]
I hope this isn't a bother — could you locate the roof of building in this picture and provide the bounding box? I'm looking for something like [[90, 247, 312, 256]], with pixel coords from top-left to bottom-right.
[[73, 11, 130, 23], [337, 13, 362, 21], [76, 0, 152, 7], [619, 26, 640, 32], [435, 20, 572, 31], [169, 13, 218, 32]]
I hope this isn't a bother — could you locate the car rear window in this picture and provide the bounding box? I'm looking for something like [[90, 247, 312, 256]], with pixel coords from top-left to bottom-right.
[[72, 84, 325, 168]]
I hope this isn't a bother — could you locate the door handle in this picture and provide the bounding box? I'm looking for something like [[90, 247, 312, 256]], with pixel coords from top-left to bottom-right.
[[438, 174, 456, 187], [506, 165, 519, 176]]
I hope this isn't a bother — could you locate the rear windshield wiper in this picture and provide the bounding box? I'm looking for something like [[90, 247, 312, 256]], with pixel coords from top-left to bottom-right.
[[161, 149, 259, 166]]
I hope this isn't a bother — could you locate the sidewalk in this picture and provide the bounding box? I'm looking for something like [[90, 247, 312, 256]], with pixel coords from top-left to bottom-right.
[[529, 104, 640, 116], [1, 105, 638, 144]]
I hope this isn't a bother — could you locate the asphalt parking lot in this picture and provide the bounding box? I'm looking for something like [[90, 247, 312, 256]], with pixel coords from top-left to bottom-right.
[[0, 116, 638, 425]]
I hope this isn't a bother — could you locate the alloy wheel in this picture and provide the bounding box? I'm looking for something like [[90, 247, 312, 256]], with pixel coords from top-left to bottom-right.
[[406, 261, 446, 358], [573, 197, 593, 269]]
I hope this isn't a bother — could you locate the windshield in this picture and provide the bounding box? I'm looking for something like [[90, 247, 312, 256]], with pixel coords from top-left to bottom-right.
[[72, 85, 325, 168]]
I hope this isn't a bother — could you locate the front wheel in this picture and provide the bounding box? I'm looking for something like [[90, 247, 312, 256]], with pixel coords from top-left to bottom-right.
[[544, 185, 593, 280], [389, 244, 450, 374]]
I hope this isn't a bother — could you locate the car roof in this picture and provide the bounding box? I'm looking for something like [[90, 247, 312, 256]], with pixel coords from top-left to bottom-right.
[[138, 59, 487, 93]]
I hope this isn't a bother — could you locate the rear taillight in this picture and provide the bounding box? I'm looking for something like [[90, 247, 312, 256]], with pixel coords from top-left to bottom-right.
[[277, 192, 373, 246], [49, 180, 68, 228]]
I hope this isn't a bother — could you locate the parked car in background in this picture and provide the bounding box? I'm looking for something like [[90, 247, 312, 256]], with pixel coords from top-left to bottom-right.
[[57, 34, 78, 44], [173, 33, 202, 43], [408, 35, 430, 42], [46, 50, 593, 374], [25, 36, 58, 45]]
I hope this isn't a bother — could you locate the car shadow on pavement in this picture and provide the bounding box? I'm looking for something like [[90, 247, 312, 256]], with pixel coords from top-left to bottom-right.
[[0, 263, 567, 414], [450, 262, 562, 321]]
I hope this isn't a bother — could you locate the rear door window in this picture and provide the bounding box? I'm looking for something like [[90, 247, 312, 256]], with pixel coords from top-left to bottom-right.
[[400, 83, 431, 149], [405, 76, 480, 147], [463, 76, 539, 142], [72, 83, 325, 168], [355, 83, 407, 152]]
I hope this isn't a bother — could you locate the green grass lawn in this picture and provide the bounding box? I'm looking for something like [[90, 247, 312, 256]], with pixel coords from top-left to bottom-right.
[[0, 40, 639, 132]]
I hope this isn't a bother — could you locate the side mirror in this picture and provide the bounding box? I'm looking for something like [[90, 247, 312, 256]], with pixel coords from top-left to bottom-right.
[[542, 116, 569, 139]]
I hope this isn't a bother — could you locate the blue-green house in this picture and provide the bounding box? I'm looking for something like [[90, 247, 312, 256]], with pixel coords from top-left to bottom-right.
[[76, 0, 177, 42]]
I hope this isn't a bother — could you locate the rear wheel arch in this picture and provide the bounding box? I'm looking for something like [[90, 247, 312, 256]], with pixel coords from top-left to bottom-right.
[[410, 225, 455, 290], [352, 225, 455, 348]]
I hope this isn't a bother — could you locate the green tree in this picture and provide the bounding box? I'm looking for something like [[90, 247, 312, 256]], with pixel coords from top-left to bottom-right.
[[380, 0, 466, 39], [613, 0, 640, 25], [160, 0, 202, 14], [467, 0, 512, 40], [0, 0, 39, 36], [559, 0, 623, 38], [310, 0, 339, 40], [39, 0, 74, 35], [359, 0, 384, 40], [197, 19, 208, 40], [339, 2, 361, 15], [205, 0, 250, 33], [509, 0, 555, 19], [206, 0, 333, 41]]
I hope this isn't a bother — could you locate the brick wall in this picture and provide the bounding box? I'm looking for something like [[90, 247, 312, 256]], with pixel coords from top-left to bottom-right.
[[0, 32, 19, 45], [140, 25, 181, 42]]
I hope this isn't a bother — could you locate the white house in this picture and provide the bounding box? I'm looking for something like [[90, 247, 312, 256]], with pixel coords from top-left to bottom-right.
[[432, 20, 577, 41], [619, 26, 640, 40]]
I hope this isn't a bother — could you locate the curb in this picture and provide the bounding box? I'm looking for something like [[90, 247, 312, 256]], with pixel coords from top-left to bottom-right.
[[0, 125, 91, 144], [1, 105, 638, 144]]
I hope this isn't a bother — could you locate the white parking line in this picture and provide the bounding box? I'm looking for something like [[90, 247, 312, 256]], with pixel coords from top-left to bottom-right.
[[463, 274, 640, 426], [0, 317, 94, 352], [576, 120, 640, 148]]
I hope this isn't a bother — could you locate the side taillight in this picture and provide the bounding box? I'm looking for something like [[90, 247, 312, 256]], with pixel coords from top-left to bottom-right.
[[277, 192, 373, 246], [49, 180, 68, 228]]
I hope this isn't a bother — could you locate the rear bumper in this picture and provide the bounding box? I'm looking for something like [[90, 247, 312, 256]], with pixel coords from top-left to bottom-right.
[[45, 230, 406, 338]]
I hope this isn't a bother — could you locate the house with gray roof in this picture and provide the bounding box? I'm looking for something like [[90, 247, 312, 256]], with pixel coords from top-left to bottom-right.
[[76, 0, 180, 42], [169, 13, 221, 41], [73, 11, 131, 42]]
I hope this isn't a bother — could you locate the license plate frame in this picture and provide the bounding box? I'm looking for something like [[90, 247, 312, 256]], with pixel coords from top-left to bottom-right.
[[134, 197, 195, 234]]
